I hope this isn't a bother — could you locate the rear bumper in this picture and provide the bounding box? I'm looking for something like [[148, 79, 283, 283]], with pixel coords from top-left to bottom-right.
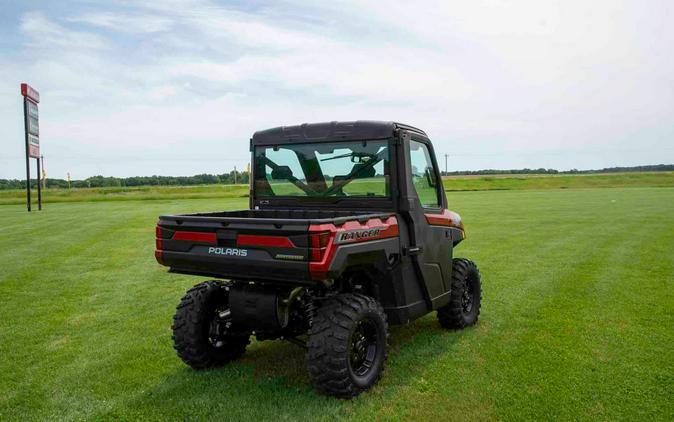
[[158, 250, 313, 285]]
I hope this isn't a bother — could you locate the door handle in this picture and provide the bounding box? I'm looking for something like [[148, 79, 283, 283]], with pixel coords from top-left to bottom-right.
[[405, 246, 423, 256]]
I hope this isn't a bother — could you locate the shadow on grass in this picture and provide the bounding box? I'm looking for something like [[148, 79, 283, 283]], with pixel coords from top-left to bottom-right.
[[102, 315, 465, 420]]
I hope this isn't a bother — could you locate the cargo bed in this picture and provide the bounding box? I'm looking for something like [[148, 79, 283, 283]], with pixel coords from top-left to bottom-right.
[[155, 209, 395, 283]]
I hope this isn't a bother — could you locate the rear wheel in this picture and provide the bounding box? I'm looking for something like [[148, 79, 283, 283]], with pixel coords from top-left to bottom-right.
[[437, 258, 482, 329], [306, 294, 388, 398], [172, 280, 250, 369]]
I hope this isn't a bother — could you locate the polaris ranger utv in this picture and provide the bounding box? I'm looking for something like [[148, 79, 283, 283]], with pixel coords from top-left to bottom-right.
[[155, 121, 482, 397]]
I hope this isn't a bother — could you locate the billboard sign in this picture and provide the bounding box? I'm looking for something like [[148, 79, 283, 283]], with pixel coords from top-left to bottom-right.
[[21, 82, 43, 211], [21, 83, 40, 158]]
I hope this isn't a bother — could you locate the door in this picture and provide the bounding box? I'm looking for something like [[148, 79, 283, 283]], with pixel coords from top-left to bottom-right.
[[403, 137, 453, 309]]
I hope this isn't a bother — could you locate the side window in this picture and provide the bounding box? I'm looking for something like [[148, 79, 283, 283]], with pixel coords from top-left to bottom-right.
[[409, 140, 440, 208]]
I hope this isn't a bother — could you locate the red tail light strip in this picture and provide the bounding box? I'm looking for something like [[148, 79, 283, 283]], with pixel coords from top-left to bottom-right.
[[308, 216, 399, 280], [237, 235, 295, 248], [154, 224, 165, 265], [172, 231, 217, 244]]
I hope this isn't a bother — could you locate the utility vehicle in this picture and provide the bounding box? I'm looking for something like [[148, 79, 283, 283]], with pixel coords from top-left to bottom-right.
[[155, 121, 482, 397]]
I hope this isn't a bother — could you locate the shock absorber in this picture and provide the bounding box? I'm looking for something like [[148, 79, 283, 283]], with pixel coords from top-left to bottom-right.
[[304, 297, 316, 328]]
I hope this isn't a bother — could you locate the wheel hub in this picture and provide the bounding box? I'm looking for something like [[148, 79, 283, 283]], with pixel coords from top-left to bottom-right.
[[349, 320, 378, 376], [209, 307, 232, 348]]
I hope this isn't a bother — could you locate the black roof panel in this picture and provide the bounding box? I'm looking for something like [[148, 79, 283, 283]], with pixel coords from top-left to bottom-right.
[[251, 120, 426, 146]]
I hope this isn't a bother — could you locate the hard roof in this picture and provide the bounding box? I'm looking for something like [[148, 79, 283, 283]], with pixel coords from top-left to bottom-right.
[[251, 120, 427, 146]]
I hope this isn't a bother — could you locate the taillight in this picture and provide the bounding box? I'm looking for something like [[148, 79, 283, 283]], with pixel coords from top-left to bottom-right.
[[310, 232, 330, 248], [309, 231, 331, 262], [155, 225, 163, 250], [155, 225, 164, 265]]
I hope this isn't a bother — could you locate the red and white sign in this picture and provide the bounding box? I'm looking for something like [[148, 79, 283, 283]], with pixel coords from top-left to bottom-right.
[[20, 82, 44, 211], [22, 83, 40, 158], [21, 83, 40, 103]]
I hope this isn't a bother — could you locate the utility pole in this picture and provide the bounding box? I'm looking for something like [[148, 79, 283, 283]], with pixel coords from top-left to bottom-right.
[[444, 153, 448, 176], [233, 166, 237, 184], [67, 172, 71, 189]]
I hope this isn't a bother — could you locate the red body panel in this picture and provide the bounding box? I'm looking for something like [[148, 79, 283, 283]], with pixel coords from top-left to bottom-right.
[[308, 216, 399, 280]]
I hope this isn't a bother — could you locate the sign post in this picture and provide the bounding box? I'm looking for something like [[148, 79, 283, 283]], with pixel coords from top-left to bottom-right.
[[21, 83, 41, 211]]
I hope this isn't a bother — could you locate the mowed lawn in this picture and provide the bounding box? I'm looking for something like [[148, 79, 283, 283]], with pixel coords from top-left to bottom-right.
[[0, 188, 672, 421]]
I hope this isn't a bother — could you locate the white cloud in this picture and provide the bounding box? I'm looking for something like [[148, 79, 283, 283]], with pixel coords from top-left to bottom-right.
[[21, 11, 107, 50], [184, 7, 330, 50], [68, 12, 173, 33], [147, 84, 179, 101]]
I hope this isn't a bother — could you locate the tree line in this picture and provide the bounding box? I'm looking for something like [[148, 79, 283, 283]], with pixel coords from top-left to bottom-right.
[[0, 170, 250, 190], [0, 164, 672, 190], [440, 164, 674, 176]]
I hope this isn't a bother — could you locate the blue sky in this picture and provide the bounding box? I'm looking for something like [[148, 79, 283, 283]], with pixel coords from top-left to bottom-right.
[[0, 0, 672, 179]]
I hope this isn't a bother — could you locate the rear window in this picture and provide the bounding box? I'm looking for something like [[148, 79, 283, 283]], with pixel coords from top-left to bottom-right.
[[254, 140, 390, 198]]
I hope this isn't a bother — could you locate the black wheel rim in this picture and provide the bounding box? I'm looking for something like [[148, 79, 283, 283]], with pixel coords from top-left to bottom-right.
[[349, 319, 378, 377], [462, 280, 473, 314]]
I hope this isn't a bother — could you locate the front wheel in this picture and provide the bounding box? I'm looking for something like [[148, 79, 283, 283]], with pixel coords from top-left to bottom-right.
[[437, 258, 482, 329], [306, 294, 388, 398], [172, 280, 250, 369]]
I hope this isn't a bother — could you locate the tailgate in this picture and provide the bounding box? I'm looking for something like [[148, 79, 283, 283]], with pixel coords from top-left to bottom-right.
[[155, 215, 311, 282]]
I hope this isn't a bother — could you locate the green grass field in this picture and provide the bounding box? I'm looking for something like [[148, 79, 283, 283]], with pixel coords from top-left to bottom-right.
[[1, 186, 673, 420], [443, 171, 674, 191]]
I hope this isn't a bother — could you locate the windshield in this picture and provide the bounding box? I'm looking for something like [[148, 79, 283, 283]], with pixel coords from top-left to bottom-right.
[[254, 140, 390, 198]]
